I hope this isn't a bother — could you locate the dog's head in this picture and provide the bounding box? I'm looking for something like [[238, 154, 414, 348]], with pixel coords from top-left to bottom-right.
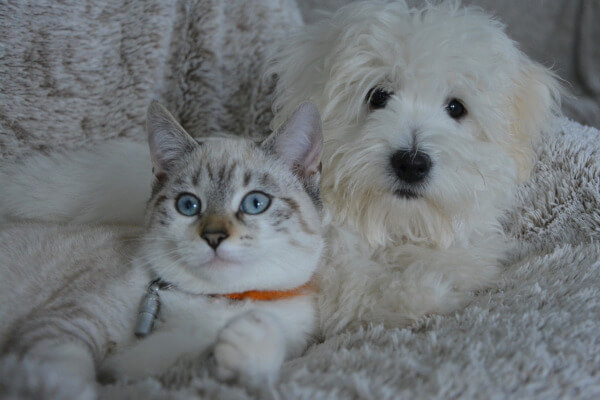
[[269, 1, 561, 248]]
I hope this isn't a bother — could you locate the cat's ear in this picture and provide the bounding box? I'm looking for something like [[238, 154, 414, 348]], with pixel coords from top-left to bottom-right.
[[265, 102, 323, 179], [147, 101, 197, 179]]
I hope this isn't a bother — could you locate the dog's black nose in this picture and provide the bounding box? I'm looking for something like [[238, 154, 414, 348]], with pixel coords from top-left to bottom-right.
[[201, 230, 229, 249], [390, 150, 432, 184]]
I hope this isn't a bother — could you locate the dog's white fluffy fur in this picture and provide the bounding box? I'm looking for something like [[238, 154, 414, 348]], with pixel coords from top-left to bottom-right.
[[268, 0, 561, 334], [0, 1, 561, 335]]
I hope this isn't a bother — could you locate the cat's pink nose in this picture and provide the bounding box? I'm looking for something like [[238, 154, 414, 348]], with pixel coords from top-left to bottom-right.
[[201, 230, 229, 249]]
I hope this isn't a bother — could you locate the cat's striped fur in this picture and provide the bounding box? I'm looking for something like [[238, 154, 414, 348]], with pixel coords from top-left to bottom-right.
[[0, 102, 324, 399]]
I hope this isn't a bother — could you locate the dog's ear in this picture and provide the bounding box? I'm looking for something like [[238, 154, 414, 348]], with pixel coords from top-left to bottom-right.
[[507, 56, 561, 182]]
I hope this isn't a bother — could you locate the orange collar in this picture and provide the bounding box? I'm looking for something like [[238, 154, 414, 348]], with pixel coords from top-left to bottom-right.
[[136, 279, 314, 338], [218, 282, 314, 301]]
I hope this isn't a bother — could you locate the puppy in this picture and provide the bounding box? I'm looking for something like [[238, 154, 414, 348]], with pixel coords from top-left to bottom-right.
[[268, 0, 561, 334]]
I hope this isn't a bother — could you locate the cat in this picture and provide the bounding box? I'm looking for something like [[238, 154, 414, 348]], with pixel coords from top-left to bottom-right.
[[0, 101, 324, 399]]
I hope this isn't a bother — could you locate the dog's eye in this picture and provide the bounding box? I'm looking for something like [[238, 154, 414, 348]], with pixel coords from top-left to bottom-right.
[[367, 88, 393, 110], [446, 99, 467, 119]]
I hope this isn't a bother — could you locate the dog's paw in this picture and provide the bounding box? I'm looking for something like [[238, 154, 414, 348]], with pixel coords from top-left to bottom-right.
[[213, 310, 286, 387], [0, 355, 96, 400]]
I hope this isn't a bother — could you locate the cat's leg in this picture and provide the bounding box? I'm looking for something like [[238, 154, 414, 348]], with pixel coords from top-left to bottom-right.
[[0, 342, 97, 400], [106, 300, 314, 385], [213, 309, 287, 387], [213, 297, 316, 389], [101, 328, 215, 381]]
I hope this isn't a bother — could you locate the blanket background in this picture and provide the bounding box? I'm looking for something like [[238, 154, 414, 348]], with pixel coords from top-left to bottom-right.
[[1, 0, 599, 398]]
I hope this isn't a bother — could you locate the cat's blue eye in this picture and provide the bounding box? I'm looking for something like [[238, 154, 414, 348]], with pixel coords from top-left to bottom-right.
[[175, 193, 201, 217], [240, 191, 271, 215]]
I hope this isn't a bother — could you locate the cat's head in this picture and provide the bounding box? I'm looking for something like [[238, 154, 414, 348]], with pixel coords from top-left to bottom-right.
[[139, 101, 324, 294]]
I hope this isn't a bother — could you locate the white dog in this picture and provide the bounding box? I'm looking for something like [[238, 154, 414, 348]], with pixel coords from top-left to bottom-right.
[[0, 1, 560, 335], [268, 1, 560, 334]]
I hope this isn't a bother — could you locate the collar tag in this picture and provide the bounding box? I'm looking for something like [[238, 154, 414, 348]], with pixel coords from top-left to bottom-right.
[[134, 279, 169, 338]]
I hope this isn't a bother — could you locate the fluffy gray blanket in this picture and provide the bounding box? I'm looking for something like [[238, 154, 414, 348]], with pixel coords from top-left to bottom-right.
[[1, 1, 599, 399], [0, 0, 300, 161]]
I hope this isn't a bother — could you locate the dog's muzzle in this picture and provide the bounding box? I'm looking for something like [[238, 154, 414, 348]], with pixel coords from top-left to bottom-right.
[[390, 150, 432, 185]]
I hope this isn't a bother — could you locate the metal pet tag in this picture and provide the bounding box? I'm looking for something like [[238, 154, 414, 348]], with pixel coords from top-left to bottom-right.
[[134, 281, 162, 338]]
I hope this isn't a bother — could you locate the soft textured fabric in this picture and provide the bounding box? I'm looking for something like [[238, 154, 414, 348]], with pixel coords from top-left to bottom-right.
[[0, 0, 301, 162], [1, 1, 599, 399]]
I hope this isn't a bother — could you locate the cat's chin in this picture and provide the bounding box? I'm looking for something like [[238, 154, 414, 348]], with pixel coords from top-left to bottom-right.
[[201, 257, 241, 270], [196, 249, 246, 267]]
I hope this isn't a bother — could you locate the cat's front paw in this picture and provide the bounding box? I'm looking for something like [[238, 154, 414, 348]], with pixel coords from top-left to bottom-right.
[[213, 310, 286, 387], [0, 355, 96, 400]]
